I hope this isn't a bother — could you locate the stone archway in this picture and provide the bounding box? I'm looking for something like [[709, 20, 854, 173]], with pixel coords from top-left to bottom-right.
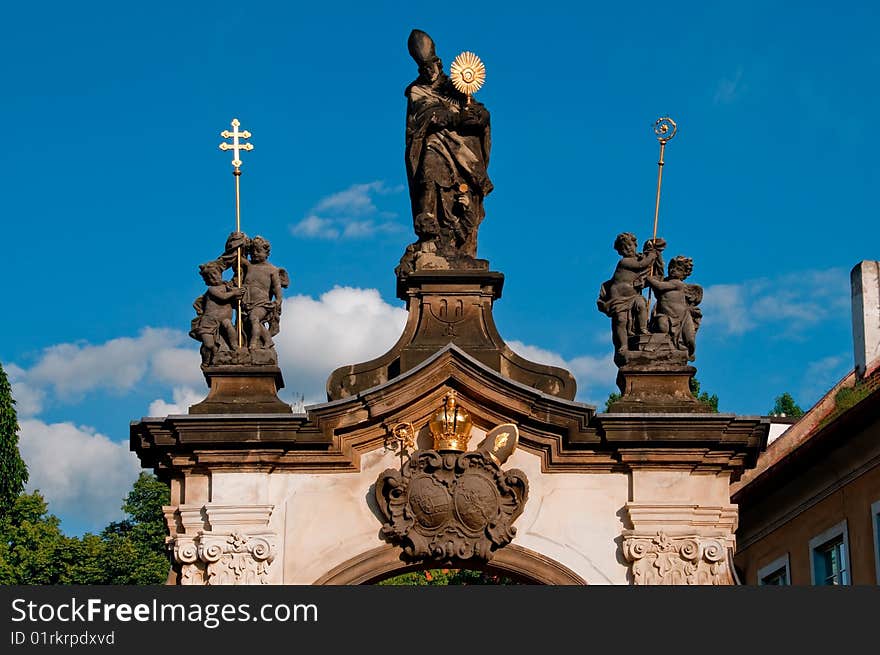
[[313, 544, 587, 585]]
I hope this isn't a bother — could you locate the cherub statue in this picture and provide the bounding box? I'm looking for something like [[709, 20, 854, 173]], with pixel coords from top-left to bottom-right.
[[189, 260, 246, 365], [597, 232, 666, 364], [646, 255, 703, 361], [239, 235, 289, 350]]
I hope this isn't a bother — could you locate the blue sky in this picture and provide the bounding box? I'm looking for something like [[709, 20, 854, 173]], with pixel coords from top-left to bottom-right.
[[2, 1, 878, 535]]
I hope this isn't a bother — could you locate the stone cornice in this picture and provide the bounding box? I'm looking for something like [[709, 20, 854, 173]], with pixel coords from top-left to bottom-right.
[[132, 346, 767, 478]]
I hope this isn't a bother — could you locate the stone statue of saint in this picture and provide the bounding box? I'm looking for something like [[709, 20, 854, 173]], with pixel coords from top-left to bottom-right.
[[646, 256, 703, 361], [597, 233, 666, 365], [189, 260, 246, 366], [397, 29, 493, 274]]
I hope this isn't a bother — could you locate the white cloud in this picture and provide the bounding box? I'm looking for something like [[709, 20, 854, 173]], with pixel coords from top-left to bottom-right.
[[291, 215, 340, 239], [23, 328, 185, 398], [507, 340, 617, 406], [18, 419, 141, 531], [6, 363, 45, 417], [151, 347, 204, 387], [342, 220, 401, 238], [313, 181, 392, 215], [701, 267, 848, 337], [507, 341, 569, 369], [9, 328, 201, 411], [801, 354, 850, 405], [568, 354, 618, 389], [701, 284, 754, 335], [9, 381, 45, 417], [148, 386, 205, 416], [274, 286, 408, 402], [291, 181, 403, 240], [713, 67, 744, 105]]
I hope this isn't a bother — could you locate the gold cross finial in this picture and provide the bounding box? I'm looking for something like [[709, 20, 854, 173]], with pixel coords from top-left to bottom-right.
[[216, 117, 254, 348], [219, 118, 254, 169]]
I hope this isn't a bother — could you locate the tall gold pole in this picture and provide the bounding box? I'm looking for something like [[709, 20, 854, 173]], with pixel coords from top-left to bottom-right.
[[219, 118, 253, 349], [647, 117, 677, 314], [234, 168, 243, 348], [652, 140, 667, 244]]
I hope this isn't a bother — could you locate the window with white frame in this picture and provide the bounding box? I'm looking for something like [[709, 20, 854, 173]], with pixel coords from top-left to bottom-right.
[[757, 553, 790, 585], [809, 520, 850, 585], [872, 500, 880, 585]]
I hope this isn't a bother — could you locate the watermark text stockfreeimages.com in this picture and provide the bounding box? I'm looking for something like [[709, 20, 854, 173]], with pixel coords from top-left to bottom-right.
[[10, 597, 318, 630]]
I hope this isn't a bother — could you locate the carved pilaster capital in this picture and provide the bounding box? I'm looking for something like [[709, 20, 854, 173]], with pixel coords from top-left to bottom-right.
[[172, 537, 199, 564], [622, 531, 734, 585], [169, 530, 277, 585]]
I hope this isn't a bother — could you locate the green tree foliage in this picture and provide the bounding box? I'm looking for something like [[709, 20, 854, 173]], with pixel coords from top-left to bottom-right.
[[378, 568, 522, 585], [604, 377, 719, 412], [769, 392, 805, 418], [94, 472, 170, 584], [0, 362, 28, 515], [0, 492, 76, 584], [1, 366, 170, 584], [689, 377, 719, 412], [604, 391, 621, 411], [0, 475, 170, 584]]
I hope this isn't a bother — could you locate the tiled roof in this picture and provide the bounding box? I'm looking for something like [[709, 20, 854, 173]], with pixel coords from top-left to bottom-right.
[[730, 357, 880, 498]]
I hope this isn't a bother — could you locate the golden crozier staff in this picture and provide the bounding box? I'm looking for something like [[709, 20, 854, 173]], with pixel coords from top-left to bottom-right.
[[218, 118, 254, 348], [647, 116, 677, 315]]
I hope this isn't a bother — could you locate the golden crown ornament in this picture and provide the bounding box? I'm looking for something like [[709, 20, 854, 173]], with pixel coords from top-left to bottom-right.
[[428, 390, 473, 451]]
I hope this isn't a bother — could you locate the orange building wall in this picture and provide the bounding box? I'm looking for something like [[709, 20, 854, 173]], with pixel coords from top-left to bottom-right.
[[736, 464, 880, 585]]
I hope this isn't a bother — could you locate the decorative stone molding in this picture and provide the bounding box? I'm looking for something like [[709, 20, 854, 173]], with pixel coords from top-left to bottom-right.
[[171, 531, 277, 585], [132, 346, 768, 478], [624, 503, 738, 534], [166, 503, 276, 585], [622, 532, 733, 585], [326, 272, 577, 401], [201, 532, 277, 585]]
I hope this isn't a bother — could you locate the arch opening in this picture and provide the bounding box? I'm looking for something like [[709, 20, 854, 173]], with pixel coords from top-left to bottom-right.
[[313, 544, 587, 586]]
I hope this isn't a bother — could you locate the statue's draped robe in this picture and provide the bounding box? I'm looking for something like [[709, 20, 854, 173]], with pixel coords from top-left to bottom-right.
[[405, 78, 492, 256]]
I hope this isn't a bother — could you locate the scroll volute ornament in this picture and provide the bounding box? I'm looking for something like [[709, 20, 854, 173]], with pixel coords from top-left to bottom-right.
[[375, 394, 528, 562]]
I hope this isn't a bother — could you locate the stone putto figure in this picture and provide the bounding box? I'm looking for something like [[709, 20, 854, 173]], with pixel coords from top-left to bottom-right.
[[238, 235, 287, 350], [597, 233, 666, 365], [190, 260, 246, 366], [646, 256, 703, 361], [397, 29, 493, 275]]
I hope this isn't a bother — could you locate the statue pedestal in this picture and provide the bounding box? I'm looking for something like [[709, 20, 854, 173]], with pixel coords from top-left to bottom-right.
[[327, 269, 577, 400], [188, 366, 291, 414], [397, 270, 505, 373], [609, 365, 713, 413]]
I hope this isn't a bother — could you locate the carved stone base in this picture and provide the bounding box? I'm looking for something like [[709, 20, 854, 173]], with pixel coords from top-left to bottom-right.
[[188, 366, 291, 414], [609, 366, 713, 413], [211, 346, 278, 366], [620, 334, 689, 367], [396, 240, 489, 276], [326, 270, 577, 400]]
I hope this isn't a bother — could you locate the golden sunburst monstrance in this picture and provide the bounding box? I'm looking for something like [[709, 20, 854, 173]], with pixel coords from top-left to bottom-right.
[[450, 51, 486, 97]]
